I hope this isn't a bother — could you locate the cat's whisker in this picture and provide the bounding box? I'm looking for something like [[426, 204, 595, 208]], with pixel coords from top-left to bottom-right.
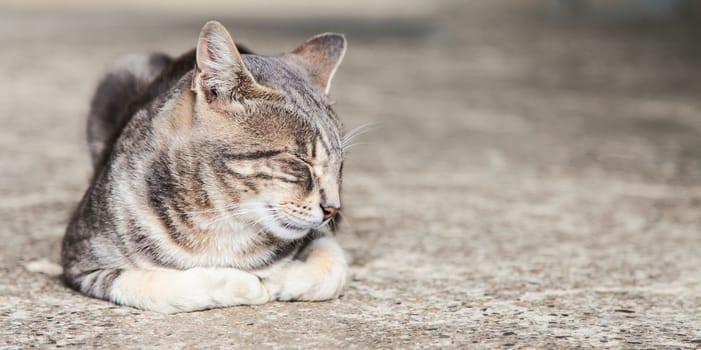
[[185, 203, 246, 216], [342, 123, 379, 148], [211, 210, 253, 222], [254, 208, 314, 233], [250, 215, 271, 228], [249, 209, 283, 229], [248, 212, 289, 235], [188, 208, 240, 217], [342, 141, 374, 152], [201, 209, 254, 227], [206, 207, 252, 218], [344, 122, 377, 138]]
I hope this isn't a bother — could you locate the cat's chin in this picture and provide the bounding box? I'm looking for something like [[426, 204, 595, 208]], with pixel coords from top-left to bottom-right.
[[266, 221, 310, 240], [269, 226, 310, 240]]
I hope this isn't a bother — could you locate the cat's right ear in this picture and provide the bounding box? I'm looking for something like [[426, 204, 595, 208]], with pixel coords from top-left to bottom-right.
[[289, 33, 347, 95], [192, 21, 275, 107]]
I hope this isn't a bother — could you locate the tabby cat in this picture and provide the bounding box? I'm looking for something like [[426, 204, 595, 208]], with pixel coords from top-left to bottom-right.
[[61, 21, 349, 313]]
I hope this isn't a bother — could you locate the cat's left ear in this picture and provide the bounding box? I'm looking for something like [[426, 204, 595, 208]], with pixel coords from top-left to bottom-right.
[[288, 33, 347, 95], [192, 21, 280, 107]]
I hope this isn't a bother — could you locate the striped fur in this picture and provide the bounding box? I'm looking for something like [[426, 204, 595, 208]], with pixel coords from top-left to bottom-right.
[[62, 21, 348, 313]]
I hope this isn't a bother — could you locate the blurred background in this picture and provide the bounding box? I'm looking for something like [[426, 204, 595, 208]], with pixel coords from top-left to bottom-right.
[[2, 1, 701, 348], [2, 0, 701, 189]]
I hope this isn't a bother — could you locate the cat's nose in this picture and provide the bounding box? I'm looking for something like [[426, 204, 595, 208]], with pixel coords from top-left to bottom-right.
[[321, 206, 339, 220]]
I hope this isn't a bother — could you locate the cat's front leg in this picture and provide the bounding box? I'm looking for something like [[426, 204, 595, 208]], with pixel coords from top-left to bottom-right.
[[77, 267, 270, 313], [263, 236, 348, 301]]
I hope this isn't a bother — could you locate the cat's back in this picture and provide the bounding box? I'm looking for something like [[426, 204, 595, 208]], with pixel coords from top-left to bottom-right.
[[87, 49, 197, 171]]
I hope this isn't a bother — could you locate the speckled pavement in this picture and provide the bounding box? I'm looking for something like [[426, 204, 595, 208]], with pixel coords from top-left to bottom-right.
[[1, 3, 701, 349]]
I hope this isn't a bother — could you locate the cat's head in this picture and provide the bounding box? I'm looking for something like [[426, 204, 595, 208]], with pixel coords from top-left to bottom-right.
[[188, 21, 346, 240]]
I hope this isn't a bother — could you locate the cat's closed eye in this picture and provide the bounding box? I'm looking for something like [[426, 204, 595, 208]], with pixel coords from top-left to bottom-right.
[[290, 152, 314, 167]]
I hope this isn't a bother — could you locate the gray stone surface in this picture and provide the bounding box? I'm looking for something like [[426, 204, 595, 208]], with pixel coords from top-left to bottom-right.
[[1, 3, 701, 348]]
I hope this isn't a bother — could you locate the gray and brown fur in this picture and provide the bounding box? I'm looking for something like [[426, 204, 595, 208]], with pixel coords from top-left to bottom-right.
[[62, 21, 349, 313]]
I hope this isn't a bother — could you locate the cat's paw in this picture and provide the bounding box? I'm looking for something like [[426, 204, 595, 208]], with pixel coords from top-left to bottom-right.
[[191, 267, 270, 305], [262, 237, 347, 301], [107, 267, 270, 313]]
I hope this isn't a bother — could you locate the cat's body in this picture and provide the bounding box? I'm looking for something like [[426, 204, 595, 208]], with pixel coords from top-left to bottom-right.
[[62, 21, 349, 313]]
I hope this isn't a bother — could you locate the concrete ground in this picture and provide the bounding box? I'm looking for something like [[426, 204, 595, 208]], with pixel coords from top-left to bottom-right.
[[1, 2, 701, 348]]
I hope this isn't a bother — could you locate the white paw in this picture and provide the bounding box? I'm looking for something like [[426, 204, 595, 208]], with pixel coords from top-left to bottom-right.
[[262, 237, 348, 301], [263, 261, 312, 301], [109, 267, 270, 313], [189, 267, 270, 306]]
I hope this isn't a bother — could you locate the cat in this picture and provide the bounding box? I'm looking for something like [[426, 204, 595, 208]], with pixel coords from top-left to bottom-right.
[[61, 21, 349, 313]]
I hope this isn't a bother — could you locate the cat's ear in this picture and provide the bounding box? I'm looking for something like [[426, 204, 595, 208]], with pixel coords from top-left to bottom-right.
[[289, 33, 347, 95], [192, 21, 276, 106]]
